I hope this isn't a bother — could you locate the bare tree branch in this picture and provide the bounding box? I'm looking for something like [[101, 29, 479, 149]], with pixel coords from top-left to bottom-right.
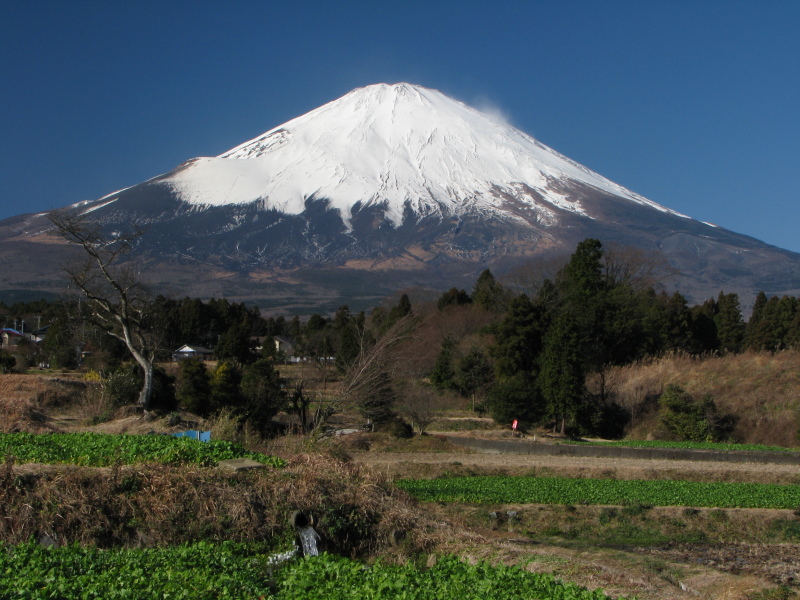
[[310, 314, 416, 436], [48, 210, 158, 408]]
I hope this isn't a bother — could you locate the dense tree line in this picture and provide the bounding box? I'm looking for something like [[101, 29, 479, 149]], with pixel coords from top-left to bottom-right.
[[428, 239, 800, 438], [0, 291, 416, 435], [3, 238, 800, 439]]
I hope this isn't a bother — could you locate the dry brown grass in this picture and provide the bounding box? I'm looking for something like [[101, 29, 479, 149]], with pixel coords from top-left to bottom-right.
[[608, 350, 800, 446], [0, 452, 448, 561], [0, 374, 90, 433], [331, 431, 459, 454]]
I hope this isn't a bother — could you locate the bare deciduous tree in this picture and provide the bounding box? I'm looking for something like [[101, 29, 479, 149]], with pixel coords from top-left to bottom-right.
[[48, 211, 158, 408], [397, 381, 439, 435], [602, 242, 675, 291], [311, 314, 416, 436]]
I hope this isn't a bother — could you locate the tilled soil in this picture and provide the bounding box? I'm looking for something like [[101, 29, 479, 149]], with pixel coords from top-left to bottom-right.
[[641, 543, 800, 588]]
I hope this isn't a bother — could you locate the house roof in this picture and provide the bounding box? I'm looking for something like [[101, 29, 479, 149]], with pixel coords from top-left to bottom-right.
[[174, 345, 214, 354]]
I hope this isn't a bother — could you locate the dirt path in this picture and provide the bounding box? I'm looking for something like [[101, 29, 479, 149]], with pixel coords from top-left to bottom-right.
[[351, 450, 800, 484]]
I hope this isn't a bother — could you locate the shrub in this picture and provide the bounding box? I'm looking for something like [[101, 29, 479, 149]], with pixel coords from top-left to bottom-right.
[[659, 385, 732, 442], [176, 358, 211, 414], [104, 364, 141, 406], [380, 418, 414, 439], [238, 358, 286, 432], [0, 350, 16, 374], [485, 373, 541, 427]]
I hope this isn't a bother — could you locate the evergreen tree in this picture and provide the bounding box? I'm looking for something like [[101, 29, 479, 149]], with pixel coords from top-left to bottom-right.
[[178, 298, 207, 344], [305, 314, 327, 333], [472, 269, 506, 311], [41, 312, 79, 369], [555, 238, 607, 372], [485, 373, 541, 426], [786, 308, 800, 349], [176, 358, 211, 415], [744, 291, 769, 350], [333, 305, 351, 330], [148, 296, 182, 354], [600, 283, 656, 366], [485, 294, 546, 427], [437, 288, 472, 311], [215, 322, 254, 366], [429, 335, 458, 391], [209, 361, 242, 413], [369, 306, 387, 332], [714, 292, 745, 353], [383, 294, 412, 331], [239, 358, 286, 431], [273, 316, 287, 337], [395, 293, 412, 318], [206, 298, 232, 341], [454, 347, 494, 410], [490, 294, 546, 378], [287, 315, 302, 339], [660, 291, 696, 353], [539, 312, 584, 435], [559, 238, 604, 301], [774, 296, 800, 349], [690, 299, 720, 353]]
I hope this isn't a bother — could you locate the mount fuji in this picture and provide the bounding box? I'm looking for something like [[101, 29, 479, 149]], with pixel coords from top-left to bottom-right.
[[2, 83, 799, 311]]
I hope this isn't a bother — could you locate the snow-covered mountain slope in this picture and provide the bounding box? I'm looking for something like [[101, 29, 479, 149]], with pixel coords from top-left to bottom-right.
[[4, 82, 800, 313], [162, 83, 686, 228]]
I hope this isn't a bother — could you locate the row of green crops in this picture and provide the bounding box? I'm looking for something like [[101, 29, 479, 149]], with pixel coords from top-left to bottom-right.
[[0, 541, 276, 599], [565, 439, 800, 453], [397, 476, 800, 509], [0, 432, 285, 468], [0, 541, 617, 600]]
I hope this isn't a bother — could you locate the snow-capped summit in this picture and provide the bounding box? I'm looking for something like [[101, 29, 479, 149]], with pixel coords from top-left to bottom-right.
[[165, 83, 685, 227], [3, 83, 799, 313]]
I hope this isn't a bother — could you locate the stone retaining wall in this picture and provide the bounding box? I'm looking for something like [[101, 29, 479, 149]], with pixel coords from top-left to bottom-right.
[[446, 436, 800, 465]]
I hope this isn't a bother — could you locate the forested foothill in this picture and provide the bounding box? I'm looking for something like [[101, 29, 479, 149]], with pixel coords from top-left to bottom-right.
[[2, 238, 800, 446]]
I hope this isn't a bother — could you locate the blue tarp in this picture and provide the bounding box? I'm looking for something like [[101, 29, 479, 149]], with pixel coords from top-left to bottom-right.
[[172, 430, 211, 442]]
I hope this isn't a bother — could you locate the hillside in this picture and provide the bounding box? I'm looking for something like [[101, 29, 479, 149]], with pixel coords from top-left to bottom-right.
[[606, 350, 800, 447]]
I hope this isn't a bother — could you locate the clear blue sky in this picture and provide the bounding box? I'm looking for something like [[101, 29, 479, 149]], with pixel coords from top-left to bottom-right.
[[2, 1, 798, 252]]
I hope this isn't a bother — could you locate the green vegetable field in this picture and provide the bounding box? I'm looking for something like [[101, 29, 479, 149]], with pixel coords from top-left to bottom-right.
[[0, 541, 618, 599], [0, 432, 285, 468], [397, 476, 800, 508]]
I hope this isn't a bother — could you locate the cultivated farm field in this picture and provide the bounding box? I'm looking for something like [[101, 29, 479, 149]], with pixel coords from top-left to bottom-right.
[[2, 372, 800, 599]]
